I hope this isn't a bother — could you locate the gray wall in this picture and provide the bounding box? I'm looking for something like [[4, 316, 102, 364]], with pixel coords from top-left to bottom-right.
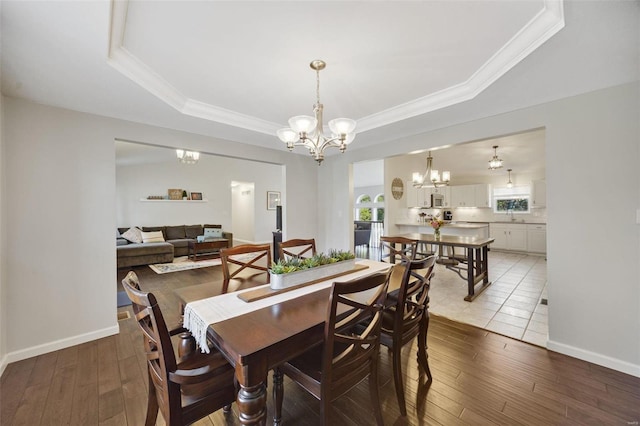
[[0, 98, 317, 368]]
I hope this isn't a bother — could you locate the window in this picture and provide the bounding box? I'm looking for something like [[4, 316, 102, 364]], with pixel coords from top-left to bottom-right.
[[493, 186, 530, 214], [356, 194, 372, 221]]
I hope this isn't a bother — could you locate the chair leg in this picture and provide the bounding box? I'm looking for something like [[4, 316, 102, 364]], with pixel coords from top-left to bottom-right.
[[392, 344, 407, 416], [369, 356, 384, 426], [144, 372, 159, 426], [320, 397, 332, 426], [273, 368, 283, 425], [417, 315, 432, 380]]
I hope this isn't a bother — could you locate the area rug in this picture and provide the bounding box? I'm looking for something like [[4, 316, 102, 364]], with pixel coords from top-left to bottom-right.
[[149, 256, 222, 274]]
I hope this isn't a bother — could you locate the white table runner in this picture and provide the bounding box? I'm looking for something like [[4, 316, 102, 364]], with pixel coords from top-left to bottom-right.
[[183, 259, 390, 352]]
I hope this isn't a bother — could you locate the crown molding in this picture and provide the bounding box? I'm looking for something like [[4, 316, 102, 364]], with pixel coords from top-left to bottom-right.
[[356, 0, 564, 132], [108, 0, 563, 137], [107, 0, 279, 135]]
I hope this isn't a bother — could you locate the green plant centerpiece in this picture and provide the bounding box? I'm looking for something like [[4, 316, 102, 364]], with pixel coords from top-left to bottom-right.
[[269, 249, 356, 290]]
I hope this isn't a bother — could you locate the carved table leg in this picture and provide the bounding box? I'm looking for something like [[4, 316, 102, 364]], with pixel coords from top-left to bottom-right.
[[237, 382, 267, 425], [178, 332, 196, 358]]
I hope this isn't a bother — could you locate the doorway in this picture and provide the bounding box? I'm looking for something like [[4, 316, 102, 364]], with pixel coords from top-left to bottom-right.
[[231, 181, 255, 244]]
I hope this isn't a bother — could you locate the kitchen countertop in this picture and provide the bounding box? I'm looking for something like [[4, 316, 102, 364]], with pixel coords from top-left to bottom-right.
[[396, 222, 489, 228], [397, 221, 546, 227]]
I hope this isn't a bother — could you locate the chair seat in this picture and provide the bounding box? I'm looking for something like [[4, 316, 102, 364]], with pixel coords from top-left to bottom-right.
[[179, 351, 235, 406]]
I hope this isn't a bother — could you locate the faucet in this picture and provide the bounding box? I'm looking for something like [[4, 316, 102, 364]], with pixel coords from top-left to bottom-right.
[[508, 209, 516, 222]]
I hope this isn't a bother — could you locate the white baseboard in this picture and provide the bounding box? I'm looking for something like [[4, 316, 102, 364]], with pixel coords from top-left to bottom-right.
[[547, 339, 640, 378], [0, 353, 8, 378], [3, 323, 120, 367]]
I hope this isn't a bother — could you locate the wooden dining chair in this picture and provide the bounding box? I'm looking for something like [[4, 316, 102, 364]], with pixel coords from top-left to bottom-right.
[[273, 270, 392, 426], [379, 235, 418, 264], [380, 255, 437, 416], [278, 238, 316, 261], [123, 271, 197, 357], [122, 273, 237, 426], [220, 243, 271, 293]]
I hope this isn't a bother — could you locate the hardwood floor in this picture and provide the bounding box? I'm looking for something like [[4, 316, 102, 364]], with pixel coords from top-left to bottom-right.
[[2, 264, 639, 425]]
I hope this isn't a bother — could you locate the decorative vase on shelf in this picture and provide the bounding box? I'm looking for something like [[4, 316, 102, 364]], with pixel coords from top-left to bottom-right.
[[434, 228, 441, 240]]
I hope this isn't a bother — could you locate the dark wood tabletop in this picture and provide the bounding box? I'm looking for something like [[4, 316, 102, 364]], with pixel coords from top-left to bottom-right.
[[396, 232, 494, 248]]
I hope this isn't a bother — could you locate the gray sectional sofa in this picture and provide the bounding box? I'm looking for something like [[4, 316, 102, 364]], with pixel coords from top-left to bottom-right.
[[116, 224, 233, 268]]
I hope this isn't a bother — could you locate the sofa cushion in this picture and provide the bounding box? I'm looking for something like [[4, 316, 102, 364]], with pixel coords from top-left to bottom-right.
[[203, 224, 222, 229], [121, 227, 143, 244], [185, 225, 204, 238], [142, 226, 166, 239], [141, 230, 165, 243], [166, 225, 186, 240], [116, 242, 173, 258], [168, 238, 191, 249]]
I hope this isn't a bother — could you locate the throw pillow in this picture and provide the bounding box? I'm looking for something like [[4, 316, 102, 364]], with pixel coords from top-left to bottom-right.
[[141, 230, 165, 243], [121, 227, 143, 244], [204, 228, 223, 238]]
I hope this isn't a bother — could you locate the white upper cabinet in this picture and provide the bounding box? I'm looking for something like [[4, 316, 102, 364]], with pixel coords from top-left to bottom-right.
[[474, 184, 492, 208], [405, 181, 419, 208], [450, 184, 491, 208], [405, 182, 431, 208], [450, 185, 475, 207], [532, 180, 547, 207]]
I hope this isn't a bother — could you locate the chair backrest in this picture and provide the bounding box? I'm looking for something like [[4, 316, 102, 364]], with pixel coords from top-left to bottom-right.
[[220, 243, 272, 293], [379, 236, 418, 264], [121, 272, 177, 424], [322, 270, 391, 400], [386, 256, 437, 342], [279, 238, 317, 261]]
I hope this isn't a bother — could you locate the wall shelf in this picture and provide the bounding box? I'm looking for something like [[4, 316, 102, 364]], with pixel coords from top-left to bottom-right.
[[140, 199, 208, 203]]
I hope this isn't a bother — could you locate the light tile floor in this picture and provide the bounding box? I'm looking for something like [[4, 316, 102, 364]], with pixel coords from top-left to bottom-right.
[[428, 250, 548, 347]]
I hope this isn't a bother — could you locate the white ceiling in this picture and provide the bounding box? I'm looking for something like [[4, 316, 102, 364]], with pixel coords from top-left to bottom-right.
[[1, 0, 564, 153]]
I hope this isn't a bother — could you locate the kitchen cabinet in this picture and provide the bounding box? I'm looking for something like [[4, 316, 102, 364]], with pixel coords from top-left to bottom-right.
[[532, 180, 546, 207], [436, 187, 451, 207], [474, 184, 492, 208], [527, 224, 547, 253], [450, 184, 491, 207], [405, 182, 430, 208], [490, 223, 527, 251], [405, 181, 418, 207], [450, 185, 475, 207]]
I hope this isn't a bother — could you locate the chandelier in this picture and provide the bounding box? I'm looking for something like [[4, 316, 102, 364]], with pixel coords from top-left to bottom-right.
[[488, 145, 503, 170], [506, 168, 514, 188], [277, 60, 356, 164], [176, 149, 200, 164], [412, 151, 451, 188]]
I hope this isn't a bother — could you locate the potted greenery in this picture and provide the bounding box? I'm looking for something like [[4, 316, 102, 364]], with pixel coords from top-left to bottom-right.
[[269, 249, 356, 290]]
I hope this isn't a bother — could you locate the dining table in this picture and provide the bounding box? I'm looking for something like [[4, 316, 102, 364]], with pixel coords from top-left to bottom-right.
[[179, 258, 392, 425], [386, 233, 494, 302]]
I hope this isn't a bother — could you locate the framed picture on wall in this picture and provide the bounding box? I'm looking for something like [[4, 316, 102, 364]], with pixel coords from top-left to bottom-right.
[[191, 192, 203, 200], [267, 191, 280, 210]]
